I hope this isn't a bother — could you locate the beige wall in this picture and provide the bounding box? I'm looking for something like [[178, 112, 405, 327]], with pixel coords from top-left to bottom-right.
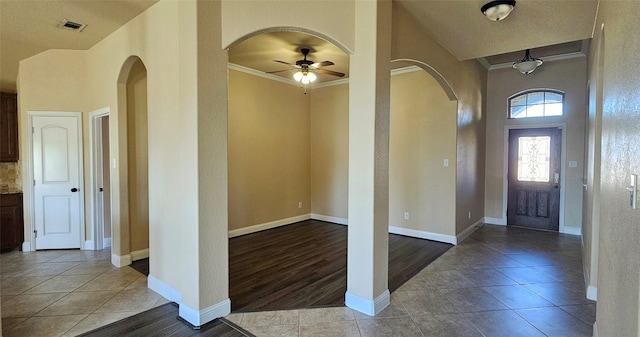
[[310, 82, 349, 220], [588, 1, 640, 335], [389, 69, 457, 236], [485, 58, 587, 231], [125, 59, 149, 253], [228, 69, 311, 230], [17, 0, 226, 314], [0, 38, 47, 93], [391, 3, 487, 235]]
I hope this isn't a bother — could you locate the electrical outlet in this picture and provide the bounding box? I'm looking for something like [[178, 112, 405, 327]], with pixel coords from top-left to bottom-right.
[[468, 211, 471, 219], [298, 202, 303, 209], [444, 159, 449, 167], [404, 212, 410, 220]]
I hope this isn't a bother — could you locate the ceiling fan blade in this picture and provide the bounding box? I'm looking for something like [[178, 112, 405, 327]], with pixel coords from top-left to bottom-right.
[[312, 60, 334, 68], [273, 60, 294, 66], [266, 69, 291, 74], [316, 69, 345, 77]]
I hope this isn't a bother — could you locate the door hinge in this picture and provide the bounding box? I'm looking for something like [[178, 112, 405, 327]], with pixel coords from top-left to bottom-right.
[[33, 179, 36, 186], [34, 229, 38, 238]]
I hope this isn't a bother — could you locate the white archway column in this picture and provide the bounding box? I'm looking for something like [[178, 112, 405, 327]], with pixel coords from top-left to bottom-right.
[[346, 0, 392, 316]]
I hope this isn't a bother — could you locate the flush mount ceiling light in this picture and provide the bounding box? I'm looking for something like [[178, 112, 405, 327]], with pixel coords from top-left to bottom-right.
[[513, 49, 543, 75], [481, 0, 516, 21]]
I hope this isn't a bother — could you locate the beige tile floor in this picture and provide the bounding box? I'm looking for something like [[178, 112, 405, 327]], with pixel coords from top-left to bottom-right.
[[1, 224, 595, 337], [1, 249, 168, 337], [226, 225, 596, 337]]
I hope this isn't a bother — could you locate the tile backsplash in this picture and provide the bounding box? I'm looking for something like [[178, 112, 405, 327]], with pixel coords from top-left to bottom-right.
[[0, 161, 22, 193]]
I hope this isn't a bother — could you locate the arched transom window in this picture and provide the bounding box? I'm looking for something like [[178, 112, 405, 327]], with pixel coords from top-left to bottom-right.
[[508, 89, 564, 119]]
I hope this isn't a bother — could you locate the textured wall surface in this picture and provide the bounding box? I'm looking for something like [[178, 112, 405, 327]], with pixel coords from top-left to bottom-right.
[[590, 1, 640, 336]]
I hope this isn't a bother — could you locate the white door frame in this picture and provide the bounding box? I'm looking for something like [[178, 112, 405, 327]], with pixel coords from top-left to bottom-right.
[[503, 122, 568, 234], [89, 107, 111, 250], [26, 111, 85, 251]]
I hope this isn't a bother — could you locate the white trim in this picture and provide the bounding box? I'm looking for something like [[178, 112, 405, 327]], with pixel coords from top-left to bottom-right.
[[562, 226, 582, 236], [390, 65, 422, 76], [310, 213, 348, 225], [179, 299, 231, 327], [488, 52, 586, 71], [26, 111, 85, 251], [228, 63, 297, 86], [311, 78, 349, 89], [89, 107, 110, 252], [131, 248, 149, 261], [111, 253, 132, 267], [456, 220, 484, 244], [587, 285, 597, 301], [503, 123, 567, 233], [148, 275, 181, 303], [484, 216, 506, 226], [592, 322, 598, 337], [22, 241, 31, 252], [345, 290, 390, 316], [84, 240, 94, 250], [103, 237, 112, 248], [388, 226, 456, 245], [228, 214, 310, 238]]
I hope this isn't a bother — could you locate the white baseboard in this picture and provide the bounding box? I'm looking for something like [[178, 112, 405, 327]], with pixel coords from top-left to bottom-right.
[[345, 290, 390, 316], [228, 214, 311, 238], [22, 241, 32, 252], [179, 299, 231, 327], [83, 240, 94, 250], [111, 253, 132, 267], [148, 275, 181, 303], [562, 226, 582, 236], [131, 248, 149, 261], [456, 220, 484, 244], [484, 217, 506, 225], [388, 226, 456, 245], [587, 285, 597, 301], [103, 237, 112, 248], [592, 322, 597, 337], [311, 213, 348, 225]]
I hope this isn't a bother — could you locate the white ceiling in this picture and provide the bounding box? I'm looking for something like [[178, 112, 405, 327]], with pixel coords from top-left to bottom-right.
[[0, 0, 599, 90], [396, 0, 598, 61]]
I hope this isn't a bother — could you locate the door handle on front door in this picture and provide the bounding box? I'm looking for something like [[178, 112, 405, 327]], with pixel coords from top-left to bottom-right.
[[71, 188, 78, 192]]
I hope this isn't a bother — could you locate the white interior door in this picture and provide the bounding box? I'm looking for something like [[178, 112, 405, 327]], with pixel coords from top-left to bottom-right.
[[32, 114, 83, 249]]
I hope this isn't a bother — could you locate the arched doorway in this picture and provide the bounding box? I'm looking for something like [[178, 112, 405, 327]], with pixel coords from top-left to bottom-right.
[[112, 56, 150, 268]]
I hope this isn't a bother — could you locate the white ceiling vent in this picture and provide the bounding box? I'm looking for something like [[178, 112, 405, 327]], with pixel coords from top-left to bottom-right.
[[59, 19, 87, 32]]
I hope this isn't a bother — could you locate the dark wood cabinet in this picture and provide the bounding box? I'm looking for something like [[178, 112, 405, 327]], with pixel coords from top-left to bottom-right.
[[1, 193, 23, 252], [0, 92, 19, 162]]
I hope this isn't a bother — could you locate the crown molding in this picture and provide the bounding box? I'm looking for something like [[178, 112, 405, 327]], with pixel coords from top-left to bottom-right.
[[487, 52, 586, 71]]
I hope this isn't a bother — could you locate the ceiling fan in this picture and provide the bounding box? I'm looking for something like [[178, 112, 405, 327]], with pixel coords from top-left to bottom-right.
[[267, 48, 345, 83]]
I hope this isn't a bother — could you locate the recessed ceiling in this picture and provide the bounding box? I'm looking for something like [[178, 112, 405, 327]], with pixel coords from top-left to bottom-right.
[[484, 39, 588, 67], [229, 32, 349, 84]]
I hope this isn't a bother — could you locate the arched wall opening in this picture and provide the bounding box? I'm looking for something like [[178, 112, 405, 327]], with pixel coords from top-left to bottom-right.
[[389, 60, 459, 240], [226, 28, 350, 311], [114, 55, 149, 266]]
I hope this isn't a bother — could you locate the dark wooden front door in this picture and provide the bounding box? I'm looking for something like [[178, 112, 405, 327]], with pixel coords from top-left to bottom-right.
[[507, 128, 562, 231]]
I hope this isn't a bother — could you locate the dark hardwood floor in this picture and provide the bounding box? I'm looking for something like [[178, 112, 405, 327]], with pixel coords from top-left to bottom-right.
[[130, 257, 149, 276], [87, 219, 451, 335], [80, 303, 254, 337], [229, 219, 452, 312]]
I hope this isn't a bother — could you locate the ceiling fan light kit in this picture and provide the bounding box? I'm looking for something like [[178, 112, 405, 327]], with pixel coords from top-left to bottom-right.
[[513, 49, 543, 75], [481, 0, 516, 21], [267, 47, 345, 91]]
